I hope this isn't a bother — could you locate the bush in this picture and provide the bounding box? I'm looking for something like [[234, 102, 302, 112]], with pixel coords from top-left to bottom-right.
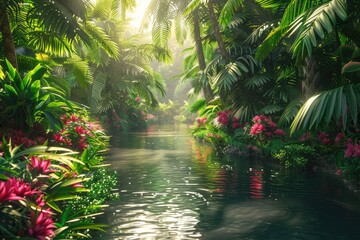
[[274, 144, 316, 169]]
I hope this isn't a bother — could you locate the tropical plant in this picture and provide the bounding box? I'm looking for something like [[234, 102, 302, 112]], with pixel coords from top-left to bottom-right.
[[0, 60, 74, 131], [0, 0, 119, 69], [273, 144, 317, 169]]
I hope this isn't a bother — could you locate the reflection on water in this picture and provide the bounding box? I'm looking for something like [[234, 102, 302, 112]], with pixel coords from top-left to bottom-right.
[[96, 124, 360, 240]]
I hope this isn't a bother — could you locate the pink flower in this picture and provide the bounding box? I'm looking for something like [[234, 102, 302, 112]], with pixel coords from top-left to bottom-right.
[[75, 125, 88, 135], [78, 137, 88, 151], [54, 132, 64, 143], [334, 132, 345, 145], [249, 123, 265, 135], [28, 209, 55, 240], [233, 122, 241, 129], [318, 132, 331, 145], [135, 96, 141, 102], [274, 129, 285, 136], [69, 114, 79, 122], [253, 115, 262, 123], [217, 111, 229, 125], [345, 142, 360, 158], [28, 156, 53, 175], [8, 178, 39, 198], [300, 132, 312, 141], [0, 180, 23, 202]]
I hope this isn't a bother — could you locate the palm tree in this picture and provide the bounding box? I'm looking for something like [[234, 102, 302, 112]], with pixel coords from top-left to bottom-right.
[[254, 0, 360, 132], [0, 0, 119, 70], [143, 0, 216, 103], [84, 0, 166, 115]]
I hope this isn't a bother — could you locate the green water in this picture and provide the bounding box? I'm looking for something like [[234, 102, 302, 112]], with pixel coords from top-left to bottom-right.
[[96, 124, 360, 240]]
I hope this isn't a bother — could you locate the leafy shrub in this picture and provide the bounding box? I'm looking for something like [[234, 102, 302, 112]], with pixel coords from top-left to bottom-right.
[[274, 144, 316, 169]]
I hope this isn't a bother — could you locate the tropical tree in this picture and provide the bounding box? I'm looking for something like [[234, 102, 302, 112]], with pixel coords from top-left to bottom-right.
[[144, 0, 217, 102], [254, 0, 360, 132]]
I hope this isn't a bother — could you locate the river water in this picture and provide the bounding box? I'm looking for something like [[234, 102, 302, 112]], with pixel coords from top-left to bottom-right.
[[96, 124, 360, 240]]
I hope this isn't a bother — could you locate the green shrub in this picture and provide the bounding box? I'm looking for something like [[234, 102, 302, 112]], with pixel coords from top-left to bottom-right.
[[273, 144, 316, 169]]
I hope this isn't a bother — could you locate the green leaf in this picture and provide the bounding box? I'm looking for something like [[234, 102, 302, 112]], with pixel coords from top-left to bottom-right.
[[342, 61, 360, 73]]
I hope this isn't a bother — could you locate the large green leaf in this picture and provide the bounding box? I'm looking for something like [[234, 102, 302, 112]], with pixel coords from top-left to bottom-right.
[[342, 61, 360, 73], [290, 84, 360, 134]]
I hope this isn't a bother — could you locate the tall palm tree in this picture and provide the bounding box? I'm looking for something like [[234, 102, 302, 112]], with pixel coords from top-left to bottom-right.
[[84, 0, 166, 114], [143, 0, 216, 103]]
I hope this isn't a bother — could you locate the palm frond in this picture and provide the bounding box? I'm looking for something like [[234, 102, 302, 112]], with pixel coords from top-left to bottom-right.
[[219, 0, 245, 27], [174, 14, 188, 44], [27, 32, 73, 57], [214, 62, 241, 91], [258, 104, 283, 115], [183, 0, 201, 17], [244, 73, 272, 89], [290, 0, 347, 63], [152, 19, 172, 48], [255, 26, 283, 61], [290, 83, 360, 134], [65, 55, 94, 89], [279, 97, 304, 126], [81, 21, 119, 59]]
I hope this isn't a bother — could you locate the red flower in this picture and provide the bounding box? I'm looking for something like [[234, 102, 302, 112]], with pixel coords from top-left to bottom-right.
[[28, 156, 53, 175], [334, 132, 345, 145], [345, 142, 360, 158], [318, 132, 331, 145], [28, 209, 55, 240], [0, 180, 23, 202], [217, 111, 229, 125], [249, 123, 265, 135], [75, 125, 88, 135], [53, 132, 64, 143], [8, 178, 39, 198], [274, 129, 285, 136]]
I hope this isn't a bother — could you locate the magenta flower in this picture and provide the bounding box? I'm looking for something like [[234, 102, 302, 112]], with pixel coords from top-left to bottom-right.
[[317, 132, 331, 145], [28, 156, 53, 175], [217, 111, 229, 125], [75, 125, 88, 135], [249, 123, 265, 135], [28, 209, 55, 240], [8, 178, 39, 198], [334, 132, 345, 145], [274, 129, 285, 136], [0, 180, 23, 202], [345, 142, 360, 158]]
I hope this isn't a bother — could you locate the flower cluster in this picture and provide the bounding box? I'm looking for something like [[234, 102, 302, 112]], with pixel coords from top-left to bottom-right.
[[0, 176, 56, 239], [0, 124, 47, 148], [53, 113, 107, 152], [318, 132, 331, 145], [248, 115, 285, 142], [345, 141, 360, 158], [196, 117, 207, 127], [216, 111, 230, 125], [216, 110, 241, 130]]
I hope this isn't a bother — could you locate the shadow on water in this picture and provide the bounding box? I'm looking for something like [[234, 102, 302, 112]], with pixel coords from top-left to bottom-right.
[[96, 124, 360, 240]]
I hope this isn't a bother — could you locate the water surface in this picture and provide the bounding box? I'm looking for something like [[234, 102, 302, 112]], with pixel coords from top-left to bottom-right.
[[97, 124, 360, 240]]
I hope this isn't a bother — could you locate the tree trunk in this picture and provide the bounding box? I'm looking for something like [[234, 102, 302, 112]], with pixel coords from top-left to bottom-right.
[[302, 56, 320, 100], [208, 0, 229, 62], [192, 8, 214, 103], [0, 9, 18, 69]]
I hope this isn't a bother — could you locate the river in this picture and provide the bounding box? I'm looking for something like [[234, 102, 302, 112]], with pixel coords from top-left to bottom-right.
[[95, 124, 360, 240]]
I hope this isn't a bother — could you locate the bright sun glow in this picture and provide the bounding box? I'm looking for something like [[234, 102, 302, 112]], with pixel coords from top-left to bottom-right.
[[129, 0, 151, 30]]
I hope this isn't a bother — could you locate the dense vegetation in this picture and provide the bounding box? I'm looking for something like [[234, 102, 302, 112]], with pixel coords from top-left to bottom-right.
[[0, 0, 359, 238]]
